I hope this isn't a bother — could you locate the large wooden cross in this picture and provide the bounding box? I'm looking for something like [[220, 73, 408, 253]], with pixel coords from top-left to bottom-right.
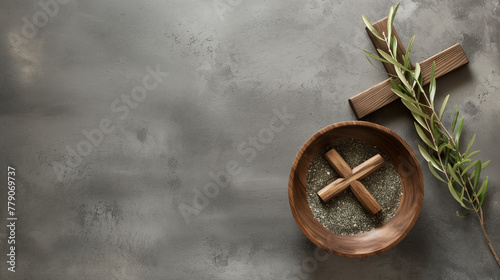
[[349, 17, 469, 119]]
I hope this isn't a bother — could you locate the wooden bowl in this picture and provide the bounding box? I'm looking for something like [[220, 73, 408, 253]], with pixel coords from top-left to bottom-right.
[[288, 121, 424, 257]]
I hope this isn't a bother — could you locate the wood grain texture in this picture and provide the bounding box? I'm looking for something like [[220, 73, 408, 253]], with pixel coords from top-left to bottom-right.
[[324, 149, 352, 176], [419, 43, 469, 85], [288, 121, 424, 257], [322, 148, 382, 215], [348, 79, 396, 119], [350, 181, 382, 215], [366, 17, 409, 77], [350, 17, 469, 119], [317, 154, 384, 204]]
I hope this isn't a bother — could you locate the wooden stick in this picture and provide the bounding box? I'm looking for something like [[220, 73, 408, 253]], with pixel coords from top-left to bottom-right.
[[349, 44, 468, 119], [349, 79, 395, 119], [317, 154, 384, 203], [350, 181, 382, 215], [419, 44, 469, 85], [324, 149, 381, 215]]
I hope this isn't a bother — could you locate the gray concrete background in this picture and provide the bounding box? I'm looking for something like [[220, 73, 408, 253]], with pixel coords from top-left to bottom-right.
[[1, 0, 499, 279]]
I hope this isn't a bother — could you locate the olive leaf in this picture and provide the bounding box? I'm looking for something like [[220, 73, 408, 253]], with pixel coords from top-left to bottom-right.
[[362, 15, 383, 40], [464, 134, 476, 156], [439, 94, 450, 120], [415, 122, 436, 150], [452, 105, 459, 133], [455, 116, 464, 145], [429, 62, 437, 108]]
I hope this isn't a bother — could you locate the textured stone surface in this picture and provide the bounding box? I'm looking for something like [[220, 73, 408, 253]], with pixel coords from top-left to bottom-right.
[[1, 0, 499, 279]]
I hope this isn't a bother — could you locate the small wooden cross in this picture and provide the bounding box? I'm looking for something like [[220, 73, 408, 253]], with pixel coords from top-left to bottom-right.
[[349, 17, 469, 119], [317, 148, 384, 215]]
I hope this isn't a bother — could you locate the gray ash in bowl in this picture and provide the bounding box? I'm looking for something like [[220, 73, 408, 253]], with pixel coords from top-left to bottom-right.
[[306, 138, 403, 235]]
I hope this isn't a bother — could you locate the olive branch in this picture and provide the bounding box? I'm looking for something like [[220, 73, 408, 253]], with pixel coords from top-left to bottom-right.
[[362, 2, 499, 267]]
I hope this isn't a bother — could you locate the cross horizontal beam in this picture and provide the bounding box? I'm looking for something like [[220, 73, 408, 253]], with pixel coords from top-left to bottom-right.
[[348, 17, 469, 119]]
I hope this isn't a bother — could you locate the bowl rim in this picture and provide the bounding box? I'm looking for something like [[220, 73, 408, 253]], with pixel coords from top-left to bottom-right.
[[288, 121, 424, 257]]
